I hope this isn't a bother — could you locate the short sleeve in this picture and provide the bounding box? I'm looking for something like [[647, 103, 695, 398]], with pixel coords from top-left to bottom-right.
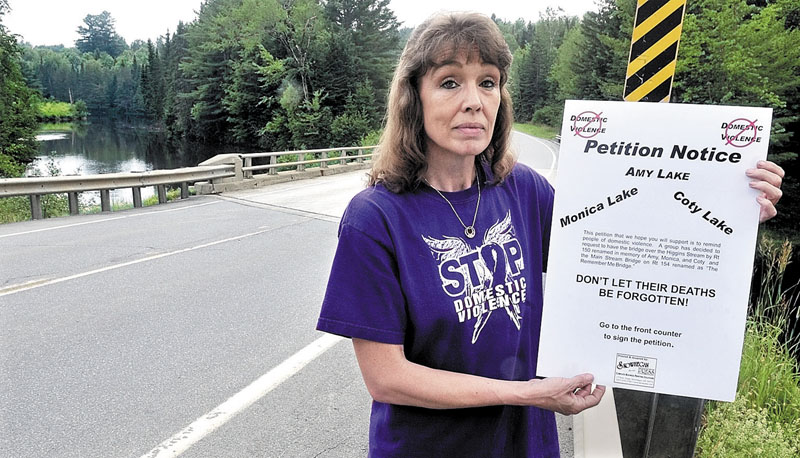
[[537, 176, 554, 272], [316, 222, 407, 344]]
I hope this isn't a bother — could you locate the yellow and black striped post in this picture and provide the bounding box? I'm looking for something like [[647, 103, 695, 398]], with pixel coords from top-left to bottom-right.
[[618, 2, 707, 457], [623, 0, 688, 102]]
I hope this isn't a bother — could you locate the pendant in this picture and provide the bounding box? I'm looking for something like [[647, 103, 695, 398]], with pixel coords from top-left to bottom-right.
[[465, 226, 476, 239]]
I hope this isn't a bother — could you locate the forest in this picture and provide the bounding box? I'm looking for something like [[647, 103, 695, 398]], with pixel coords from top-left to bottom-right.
[[1, 0, 799, 452], [0, 0, 798, 235]]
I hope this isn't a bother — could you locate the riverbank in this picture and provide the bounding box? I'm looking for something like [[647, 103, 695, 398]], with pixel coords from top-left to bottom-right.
[[37, 100, 88, 122]]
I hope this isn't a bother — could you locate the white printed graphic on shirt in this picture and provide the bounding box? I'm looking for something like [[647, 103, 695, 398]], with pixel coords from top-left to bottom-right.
[[423, 211, 528, 343]]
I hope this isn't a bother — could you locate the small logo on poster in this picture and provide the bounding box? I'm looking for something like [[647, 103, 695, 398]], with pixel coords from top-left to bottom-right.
[[721, 118, 764, 148], [615, 353, 657, 388], [570, 111, 607, 138]]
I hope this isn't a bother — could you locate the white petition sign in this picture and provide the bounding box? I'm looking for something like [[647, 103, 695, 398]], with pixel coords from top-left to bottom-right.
[[537, 100, 772, 401]]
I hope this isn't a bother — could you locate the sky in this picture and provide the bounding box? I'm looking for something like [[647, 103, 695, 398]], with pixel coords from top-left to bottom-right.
[[3, 0, 600, 48]]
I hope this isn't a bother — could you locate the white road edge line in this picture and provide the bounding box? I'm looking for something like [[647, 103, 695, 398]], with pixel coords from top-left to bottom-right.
[[0, 201, 220, 239], [140, 333, 344, 458], [514, 130, 559, 170], [0, 226, 270, 298]]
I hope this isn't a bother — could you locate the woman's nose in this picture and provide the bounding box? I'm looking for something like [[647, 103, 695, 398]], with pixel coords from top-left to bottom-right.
[[463, 84, 482, 112]]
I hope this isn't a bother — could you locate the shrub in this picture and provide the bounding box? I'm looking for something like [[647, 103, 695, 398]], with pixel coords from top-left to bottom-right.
[[697, 399, 800, 458], [697, 236, 800, 457], [330, 112, 372, 148], [361, 129, 381, 147], [531, 104, 563, 127], [0, 196, 31, 223]]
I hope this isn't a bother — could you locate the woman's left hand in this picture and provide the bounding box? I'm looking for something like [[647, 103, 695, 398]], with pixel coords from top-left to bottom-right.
[[746, 160, 785, 223]]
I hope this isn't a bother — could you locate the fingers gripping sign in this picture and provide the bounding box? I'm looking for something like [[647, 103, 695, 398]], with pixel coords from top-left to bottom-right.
[[528, 373, 606, 416], [746, 160, 785, 223]]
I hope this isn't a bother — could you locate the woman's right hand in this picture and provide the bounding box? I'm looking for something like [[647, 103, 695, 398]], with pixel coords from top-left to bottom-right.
[[514, 374, 606, 415], [353, 338, 606, 413]]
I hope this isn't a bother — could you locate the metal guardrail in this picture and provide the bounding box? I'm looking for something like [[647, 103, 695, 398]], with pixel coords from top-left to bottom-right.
[[240, 146, 374, 177], [0, 165, 235, 220], [0, 145, 376, 221]]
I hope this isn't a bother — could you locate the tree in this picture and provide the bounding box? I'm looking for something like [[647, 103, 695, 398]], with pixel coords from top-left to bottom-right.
[[675, 0, 800, 233], [510, 8, 578, 123], [572, 0, 632, 101], [551, 25, 583, 101], [274, 0, 325, 102], [163, 23, 192, 138], [224, 45, 285, 147], [322, 0, 400, 111], [75, 11, 127, 58], [141, 39, 165, 120], [287, 89, 333, 149], [0, 2, 39, 177], [330, 79, 379, 146], [180, 0, 284, 142]]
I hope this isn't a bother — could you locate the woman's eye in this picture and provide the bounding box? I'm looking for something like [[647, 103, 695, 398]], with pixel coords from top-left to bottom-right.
[[441, 80, 458, 89], [481, 79, 496, 89]]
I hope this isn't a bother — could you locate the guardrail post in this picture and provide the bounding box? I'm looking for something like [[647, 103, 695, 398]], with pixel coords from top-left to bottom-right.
[[100, 190, 111, 212], [234, 155, 243, 180], [244, 157, 253, 179], [181, 182, 189, 199], [30, 194, 43, 220], [321, 151, 328, 169], [356, 149, 363, 164], [296, 153, 305, 172], [341, 151, 348, 165], [132, 187, 143, 208], [269, 155, 278, 175], [157, 185, 167, 204], [68, 192, 79, 215]]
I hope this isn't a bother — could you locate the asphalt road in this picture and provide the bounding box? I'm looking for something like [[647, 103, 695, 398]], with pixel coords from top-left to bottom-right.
[[0, 132, 563, 458]]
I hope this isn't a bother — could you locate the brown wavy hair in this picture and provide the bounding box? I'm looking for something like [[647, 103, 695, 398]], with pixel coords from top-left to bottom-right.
[[368, 11, 516, 193]]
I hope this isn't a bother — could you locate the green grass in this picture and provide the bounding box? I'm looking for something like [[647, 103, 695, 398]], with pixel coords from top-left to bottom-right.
[[37, 101, 74, 120], [0, 197, 32, 223], [0, 193, 71, 223], [37, 122, 76, 131], [696, 323, 800, 457], [1, 187, 194, 223], [513, 122, 559, 140], [82, 187, 193, 214], [142, 188, 191, 206], [696, 235, 800, 457]]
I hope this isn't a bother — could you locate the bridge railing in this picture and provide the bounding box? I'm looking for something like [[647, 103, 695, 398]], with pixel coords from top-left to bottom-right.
[[240, 146, 374, 177], [0, 145, 376, 221], [0, 165, 236, 220]]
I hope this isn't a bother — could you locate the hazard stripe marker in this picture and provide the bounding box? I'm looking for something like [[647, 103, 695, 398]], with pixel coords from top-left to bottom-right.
[[617, 2, 707, 457], [623, 0, 687, 102]]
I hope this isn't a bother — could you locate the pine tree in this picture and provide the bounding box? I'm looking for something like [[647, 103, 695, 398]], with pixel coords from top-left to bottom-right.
[[75, 11, 127, 58], [0, 1, 39, 176], [164, 22, 192, 139], [224, 44, 285, 147], [141, 39, 165, 121], [322, 0, 400, 112]]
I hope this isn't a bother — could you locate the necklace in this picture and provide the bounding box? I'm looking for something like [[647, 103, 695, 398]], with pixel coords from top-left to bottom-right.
[[424, 176, 481, 239]]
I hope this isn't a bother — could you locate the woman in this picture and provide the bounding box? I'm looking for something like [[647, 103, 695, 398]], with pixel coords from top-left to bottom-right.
[[317, 11, 784, 458]]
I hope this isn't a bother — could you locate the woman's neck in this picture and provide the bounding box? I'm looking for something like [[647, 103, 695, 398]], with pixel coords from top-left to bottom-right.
[[424, 153, 477, 192]]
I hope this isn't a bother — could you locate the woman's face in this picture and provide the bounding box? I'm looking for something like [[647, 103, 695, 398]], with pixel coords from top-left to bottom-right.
[[418, 52, 501, 162]]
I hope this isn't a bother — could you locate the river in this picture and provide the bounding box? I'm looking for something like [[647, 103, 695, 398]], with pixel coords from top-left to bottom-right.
[[31, 120, 236, 203]]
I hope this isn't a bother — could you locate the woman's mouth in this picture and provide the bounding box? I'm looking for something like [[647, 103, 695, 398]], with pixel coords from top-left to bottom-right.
[[455, 124, 484, 135]]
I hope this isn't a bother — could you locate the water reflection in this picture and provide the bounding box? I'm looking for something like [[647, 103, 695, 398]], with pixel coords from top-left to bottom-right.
[[31, 120, 243, 203]]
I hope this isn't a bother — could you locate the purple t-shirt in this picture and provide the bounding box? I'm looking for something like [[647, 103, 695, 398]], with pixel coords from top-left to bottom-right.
[[317, 163, 559, 457]]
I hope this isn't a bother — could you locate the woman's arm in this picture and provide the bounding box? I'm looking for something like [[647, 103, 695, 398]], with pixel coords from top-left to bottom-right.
[[747, 160, 785, 223], [353, 338, 605, 415]]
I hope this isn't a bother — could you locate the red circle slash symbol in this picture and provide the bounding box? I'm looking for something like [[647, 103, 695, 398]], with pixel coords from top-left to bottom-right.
[[573, 111, 604, 139], [724, 118, 759, 148]]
